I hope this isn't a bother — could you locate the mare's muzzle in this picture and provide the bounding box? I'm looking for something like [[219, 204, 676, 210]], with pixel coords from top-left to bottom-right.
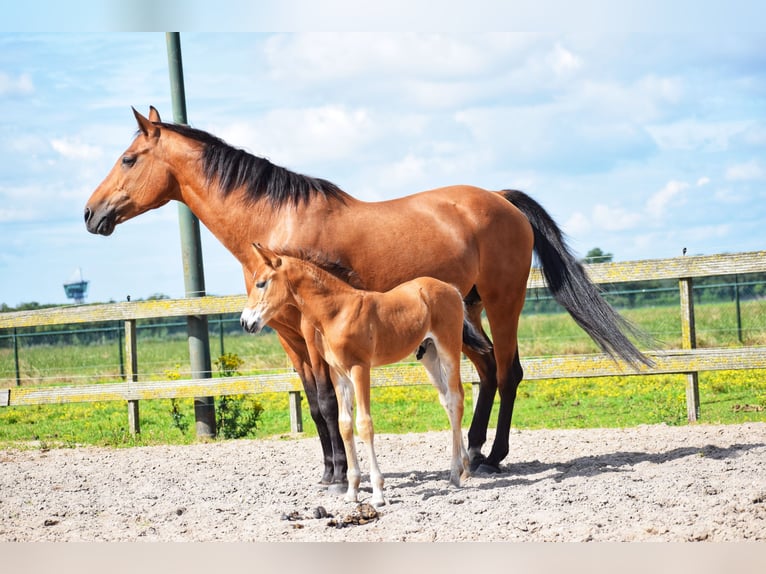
[[84, 205, 117, 236]]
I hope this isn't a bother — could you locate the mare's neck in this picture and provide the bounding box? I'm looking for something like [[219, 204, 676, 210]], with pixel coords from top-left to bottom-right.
[[171, 163, 280, 269]]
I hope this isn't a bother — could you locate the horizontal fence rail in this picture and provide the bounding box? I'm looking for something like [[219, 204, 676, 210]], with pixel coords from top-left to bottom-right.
[[2, 251, 766, 434]]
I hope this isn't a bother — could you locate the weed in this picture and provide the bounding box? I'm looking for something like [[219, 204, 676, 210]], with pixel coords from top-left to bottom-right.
[[214, 353, 264, 439]]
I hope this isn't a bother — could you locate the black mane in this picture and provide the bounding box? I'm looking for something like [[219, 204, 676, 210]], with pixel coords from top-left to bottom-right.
[[278, 247, 364, 289], [158, 122, 347, 206]]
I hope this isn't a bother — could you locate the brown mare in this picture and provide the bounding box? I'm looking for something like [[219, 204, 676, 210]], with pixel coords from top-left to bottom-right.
[[84, 107, 650, 486], [241, 243, 490, 505]]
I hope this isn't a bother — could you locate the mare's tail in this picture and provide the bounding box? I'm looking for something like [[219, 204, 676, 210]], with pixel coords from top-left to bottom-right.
[[462, 315, 492, 355], [500, 189, 653, 369]]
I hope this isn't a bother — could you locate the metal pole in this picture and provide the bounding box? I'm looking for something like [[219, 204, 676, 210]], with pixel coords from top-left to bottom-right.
[[166, 32, 216, 438]]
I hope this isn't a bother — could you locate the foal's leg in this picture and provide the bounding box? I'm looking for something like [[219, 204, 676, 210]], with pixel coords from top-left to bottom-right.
[[350, 364, 386, 506], [332, 370, 363, 503], [419, 340, 469, 487]]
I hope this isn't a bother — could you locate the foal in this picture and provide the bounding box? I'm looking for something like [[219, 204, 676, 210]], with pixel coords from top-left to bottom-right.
[[241, 243, 490, 506]]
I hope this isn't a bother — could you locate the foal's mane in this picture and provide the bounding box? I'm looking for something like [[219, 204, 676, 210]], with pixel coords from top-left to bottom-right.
[[279, 247, 364, 290], [157, 122, 348, 206]]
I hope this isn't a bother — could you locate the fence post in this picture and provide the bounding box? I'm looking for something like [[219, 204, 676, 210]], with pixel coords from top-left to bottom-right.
[[734, 274, 743, 344], [117, 322, 125, 380], [679, 278, 700, 421], [124, 319, 140, 435], [289, 391, 303, 433], [13, 328, 21, 387]]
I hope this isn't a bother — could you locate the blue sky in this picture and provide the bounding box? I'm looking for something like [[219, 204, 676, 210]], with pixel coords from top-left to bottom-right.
[[1, 13, 765, 306]]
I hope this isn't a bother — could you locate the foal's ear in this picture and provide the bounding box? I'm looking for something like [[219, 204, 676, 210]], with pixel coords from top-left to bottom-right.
[[132, 107, 160, 139], [252, 243, 282, 269]]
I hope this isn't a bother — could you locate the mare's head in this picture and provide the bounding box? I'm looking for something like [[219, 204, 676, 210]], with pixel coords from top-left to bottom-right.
[[240, 243, 295, 334], [84, 106, 178, 236]]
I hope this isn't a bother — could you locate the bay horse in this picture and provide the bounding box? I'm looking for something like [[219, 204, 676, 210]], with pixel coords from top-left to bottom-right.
[[241, 243, 490, 505], [84, 107, 650, 486]]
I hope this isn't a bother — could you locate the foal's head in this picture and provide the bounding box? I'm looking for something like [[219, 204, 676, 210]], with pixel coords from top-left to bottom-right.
[[240, 243, 294, 334]]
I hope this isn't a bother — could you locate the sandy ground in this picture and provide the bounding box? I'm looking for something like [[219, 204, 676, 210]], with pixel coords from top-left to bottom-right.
[[1, 422, 764, 542]]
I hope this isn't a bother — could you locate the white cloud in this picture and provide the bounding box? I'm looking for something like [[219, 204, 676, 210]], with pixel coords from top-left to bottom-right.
[[696, 176, 710, 186], [646, 119, 752, 151], [725, 160, 765, 181], [646, 180, 689, 218], [0, 72, 34, 95], [563, 211, 591, 235], [264, 33, 529, 83], [216, 105, 375, 167], [50, 138, 103, 161], [549, 43, 583, 77], [592, 204, 642, 231], [714, 187, 746, 203], [0, 206, 37, 222]]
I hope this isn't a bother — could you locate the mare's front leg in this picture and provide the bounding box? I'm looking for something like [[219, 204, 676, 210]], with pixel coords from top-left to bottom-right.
[[275, 327, 346, 487], [300, 317, 348, 488]]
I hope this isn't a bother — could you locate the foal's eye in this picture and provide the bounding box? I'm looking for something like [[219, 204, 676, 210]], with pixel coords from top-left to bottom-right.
[[255, 280, 267, 289], [121, 155, 136, 167]]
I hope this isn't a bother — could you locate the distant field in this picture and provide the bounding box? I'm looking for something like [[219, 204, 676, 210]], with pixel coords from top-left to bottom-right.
[[0, 300, 764, 447], [3, 299, 765, 386]]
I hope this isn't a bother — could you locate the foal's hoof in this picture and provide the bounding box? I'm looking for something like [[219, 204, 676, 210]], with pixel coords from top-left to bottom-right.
[[327, 481, 349, 496]]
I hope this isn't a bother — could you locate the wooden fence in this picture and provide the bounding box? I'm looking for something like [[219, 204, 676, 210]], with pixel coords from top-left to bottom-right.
[[2, 251, 766, 435]]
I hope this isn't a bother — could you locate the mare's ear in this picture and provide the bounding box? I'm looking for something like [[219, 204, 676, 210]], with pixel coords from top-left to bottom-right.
[[252, 243, 282, 269], [132, 107, 160, 139], [148, 106, 161, 123]]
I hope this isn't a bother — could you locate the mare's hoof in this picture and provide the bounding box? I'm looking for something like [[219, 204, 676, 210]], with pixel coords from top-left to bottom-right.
[[468, 455, 487, 472], [475, 462, 503, 475]]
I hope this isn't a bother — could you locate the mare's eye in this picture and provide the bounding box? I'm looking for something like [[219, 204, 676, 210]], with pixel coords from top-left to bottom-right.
[[255, 280, 267, 289], [122, 155, 136, 167]]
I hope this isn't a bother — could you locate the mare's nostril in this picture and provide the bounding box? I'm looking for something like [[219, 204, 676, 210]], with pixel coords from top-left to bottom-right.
[[84, 207, 92, 224]]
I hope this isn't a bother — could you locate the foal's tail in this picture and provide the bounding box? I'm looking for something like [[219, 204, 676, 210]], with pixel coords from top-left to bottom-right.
[[500, 189, 653, 369], [463, 314, 492, 355]]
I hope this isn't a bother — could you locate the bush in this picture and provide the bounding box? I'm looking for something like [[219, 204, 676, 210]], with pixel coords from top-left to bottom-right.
[[214, 353, 264, 439]]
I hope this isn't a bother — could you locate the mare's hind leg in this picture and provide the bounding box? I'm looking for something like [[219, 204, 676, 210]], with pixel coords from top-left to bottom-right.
[[461, 298, 498, 470], [475, 294, 525, 474], [483, 351, 523, 471], [419, 339, 470, 486]]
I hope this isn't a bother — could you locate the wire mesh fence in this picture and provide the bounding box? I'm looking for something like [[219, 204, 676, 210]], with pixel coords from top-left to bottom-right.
[[2, 273, 765, 388]]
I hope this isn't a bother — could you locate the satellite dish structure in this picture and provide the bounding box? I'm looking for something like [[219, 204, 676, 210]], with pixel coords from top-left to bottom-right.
[[63, 268, 89, 304]]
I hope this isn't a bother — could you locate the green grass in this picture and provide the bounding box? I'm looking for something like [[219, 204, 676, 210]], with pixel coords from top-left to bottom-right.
[[1, 300, 765, 448], [1, 369, 763, 449]]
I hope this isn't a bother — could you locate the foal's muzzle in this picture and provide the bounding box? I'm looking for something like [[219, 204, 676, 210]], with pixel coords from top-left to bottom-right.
[[240, 308, 264, 334]]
